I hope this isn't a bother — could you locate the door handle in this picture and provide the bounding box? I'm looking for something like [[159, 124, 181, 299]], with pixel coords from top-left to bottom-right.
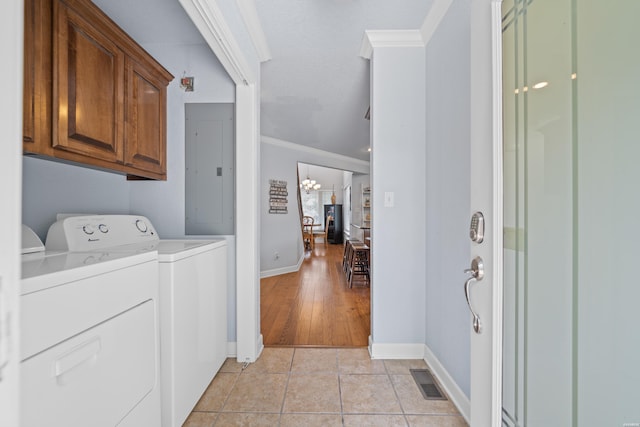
[[463, 256, 484, 334]]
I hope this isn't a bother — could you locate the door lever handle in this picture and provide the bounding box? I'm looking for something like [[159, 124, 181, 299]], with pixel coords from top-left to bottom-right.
[[463, 257, 484, 334]]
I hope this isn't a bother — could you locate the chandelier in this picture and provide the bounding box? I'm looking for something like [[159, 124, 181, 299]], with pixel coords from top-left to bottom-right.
[[301, 175, 321, 194]]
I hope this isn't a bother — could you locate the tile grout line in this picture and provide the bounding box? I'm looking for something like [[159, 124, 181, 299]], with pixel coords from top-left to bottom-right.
[[384, 360, 411, 427], [277, 349, 296, 426], [337, 349, 346, 427]]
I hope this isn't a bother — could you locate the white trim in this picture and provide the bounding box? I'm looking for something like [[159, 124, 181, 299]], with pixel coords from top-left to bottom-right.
[[256, 334, 264, 358], [490, 1, 504, 425], [261, 136, 371, 169], [359, 30, 424, 59], [0, 0, 23, 423], [424, 344, 471, 425], [260, 254, 304, 278], [227, 341, 237, 357], [235, 0, 272, 62], [420, 0, 454, 46], [235, 84, 260, 363], [368, 341, 425, 360], [179, 0, 255, 85]]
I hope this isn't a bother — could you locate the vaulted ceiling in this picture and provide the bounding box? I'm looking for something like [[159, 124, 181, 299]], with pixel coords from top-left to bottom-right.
[[94, 0, 433, 161]]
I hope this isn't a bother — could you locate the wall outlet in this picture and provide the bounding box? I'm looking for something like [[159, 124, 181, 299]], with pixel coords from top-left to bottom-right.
[[274, 252, 279, 260]]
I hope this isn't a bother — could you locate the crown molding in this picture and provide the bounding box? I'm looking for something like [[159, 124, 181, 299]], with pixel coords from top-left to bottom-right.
[[236, 0, 272, 62], [420, 0, 454, 46], [261, 136, 371, 169], [359, 30, 424, 59], [179, 0, 255, 85]]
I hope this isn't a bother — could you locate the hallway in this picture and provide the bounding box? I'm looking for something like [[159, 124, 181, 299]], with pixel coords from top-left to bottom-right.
[[260, 243, 370, 346]]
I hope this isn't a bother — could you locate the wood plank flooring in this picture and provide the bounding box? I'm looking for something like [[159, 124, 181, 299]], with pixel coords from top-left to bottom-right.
[[261, 242, 370, 347]]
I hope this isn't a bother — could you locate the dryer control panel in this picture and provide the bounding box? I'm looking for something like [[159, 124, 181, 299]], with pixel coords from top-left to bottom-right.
[[45, 215, 159, 251]]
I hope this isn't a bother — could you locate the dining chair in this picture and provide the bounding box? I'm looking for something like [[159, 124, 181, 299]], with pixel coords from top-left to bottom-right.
[[313, 215, 331, 246], [302, 215, 315, 250]]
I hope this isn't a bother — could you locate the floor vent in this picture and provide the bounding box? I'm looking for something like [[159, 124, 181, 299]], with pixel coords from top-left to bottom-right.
[[410, 369, 446, 400]]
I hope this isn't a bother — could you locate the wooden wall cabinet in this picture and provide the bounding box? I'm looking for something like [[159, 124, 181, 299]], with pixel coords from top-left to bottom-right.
[[23, 0, 173, 180], [23, 0, 53, 156]]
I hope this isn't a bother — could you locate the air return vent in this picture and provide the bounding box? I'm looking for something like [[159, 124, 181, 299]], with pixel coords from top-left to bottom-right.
[[410, 369, 446, 400]]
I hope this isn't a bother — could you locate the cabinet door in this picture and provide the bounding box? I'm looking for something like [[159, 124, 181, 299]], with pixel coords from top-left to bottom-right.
[[23, 0, 53, 154], [23, 0, 35, 144], [53, 0, 124, 163], [124, 59, 167, 177]]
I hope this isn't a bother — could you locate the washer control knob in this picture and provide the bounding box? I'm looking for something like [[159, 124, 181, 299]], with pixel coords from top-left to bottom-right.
[[98, 224, 109, 233], [82, 225, 95, 235], [135, 219, 148, 233]]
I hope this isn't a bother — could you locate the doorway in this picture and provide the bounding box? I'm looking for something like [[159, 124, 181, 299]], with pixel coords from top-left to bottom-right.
[[261, 163, 371, 346]]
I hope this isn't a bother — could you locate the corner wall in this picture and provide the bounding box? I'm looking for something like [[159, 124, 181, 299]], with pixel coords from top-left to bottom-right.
[[424, 0, 472, 398]]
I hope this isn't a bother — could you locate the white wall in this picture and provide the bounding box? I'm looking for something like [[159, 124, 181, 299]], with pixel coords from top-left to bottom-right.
[[370, 45, 427, 346], [423, 0, 471, 398], [260, 137, 369, 276]]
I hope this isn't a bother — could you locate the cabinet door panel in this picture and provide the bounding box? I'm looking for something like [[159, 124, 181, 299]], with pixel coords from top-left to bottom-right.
[[54, 0, 124, 163], [23, 0, 53, 154], [23, 0, 35, 144], [125, 60, 166, 176]]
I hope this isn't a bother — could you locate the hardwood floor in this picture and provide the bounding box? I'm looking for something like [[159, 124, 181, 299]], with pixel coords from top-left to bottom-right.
[[261, 242, 370, 347]]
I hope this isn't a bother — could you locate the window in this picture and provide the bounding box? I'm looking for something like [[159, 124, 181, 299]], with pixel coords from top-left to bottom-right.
[[301, 190, 332, 227]]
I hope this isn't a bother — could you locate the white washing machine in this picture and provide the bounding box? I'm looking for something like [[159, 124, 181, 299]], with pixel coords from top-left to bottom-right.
[[20, 222, 161, 427], [46, 215, 228, 427]]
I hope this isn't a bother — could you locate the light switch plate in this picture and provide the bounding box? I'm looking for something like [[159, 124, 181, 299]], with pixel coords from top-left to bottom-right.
[[384, 192, 394, 207]]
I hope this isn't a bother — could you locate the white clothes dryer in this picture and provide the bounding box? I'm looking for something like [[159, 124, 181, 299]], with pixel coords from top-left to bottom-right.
[[20, 223, 161, 427], [46, 215, 228, 427]]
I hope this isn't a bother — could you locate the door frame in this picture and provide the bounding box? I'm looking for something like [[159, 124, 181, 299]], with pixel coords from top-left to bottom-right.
[[469, 0, 504, 425]]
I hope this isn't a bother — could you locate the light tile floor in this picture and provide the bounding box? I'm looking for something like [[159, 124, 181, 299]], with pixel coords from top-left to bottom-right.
[[184, 347, 468, 427]]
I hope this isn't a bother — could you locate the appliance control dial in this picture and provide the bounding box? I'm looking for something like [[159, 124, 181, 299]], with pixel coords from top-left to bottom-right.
[[98, 224, 109, 233], [135, 219, 148, 233], [82, 225, 95, 235]]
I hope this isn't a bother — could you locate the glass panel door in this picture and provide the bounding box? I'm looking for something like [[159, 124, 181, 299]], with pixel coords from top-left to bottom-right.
[[502, 1, 640, 425]]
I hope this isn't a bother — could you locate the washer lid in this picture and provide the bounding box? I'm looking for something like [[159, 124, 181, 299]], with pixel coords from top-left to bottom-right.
[[156, 239, 226, 262], [21, 250, 157, 295]]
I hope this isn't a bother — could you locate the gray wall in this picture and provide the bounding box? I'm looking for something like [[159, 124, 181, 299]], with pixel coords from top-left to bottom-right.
[[370, 46, 427, 344], [424, 0, 471, 398], [260, 138, 369, 275], [22, 157, 131, 240]]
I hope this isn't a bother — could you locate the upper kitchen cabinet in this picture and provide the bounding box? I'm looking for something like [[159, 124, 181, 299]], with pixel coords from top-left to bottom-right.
[[124, 58, 167, 176], [53, 0, 125, 165], [23, 0, 173, 180], [23, 0, 53, 156]]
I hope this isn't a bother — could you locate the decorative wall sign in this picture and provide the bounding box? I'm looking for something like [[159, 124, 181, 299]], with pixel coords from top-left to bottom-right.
[[269, 180, 288, 214]]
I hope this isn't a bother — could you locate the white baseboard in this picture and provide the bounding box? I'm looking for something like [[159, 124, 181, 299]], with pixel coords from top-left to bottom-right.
[[260, 254, 304, 278], [227, 341, 237, 357], [368, 338, 426, 359], [256, 334, 264, 359], [423, 344, 470, 424]]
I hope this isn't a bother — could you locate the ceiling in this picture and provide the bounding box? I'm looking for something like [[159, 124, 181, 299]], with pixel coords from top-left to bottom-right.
[[93, 0, 433, 161]]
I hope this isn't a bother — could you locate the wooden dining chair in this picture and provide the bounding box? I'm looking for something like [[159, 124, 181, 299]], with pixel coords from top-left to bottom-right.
[[313, 215, 331, 246], [302, 215, 315, 250]]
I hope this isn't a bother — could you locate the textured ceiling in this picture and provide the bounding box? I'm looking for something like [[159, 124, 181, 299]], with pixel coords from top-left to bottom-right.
[[255, 0, 432, 161], [92, 0, 433, 161]]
